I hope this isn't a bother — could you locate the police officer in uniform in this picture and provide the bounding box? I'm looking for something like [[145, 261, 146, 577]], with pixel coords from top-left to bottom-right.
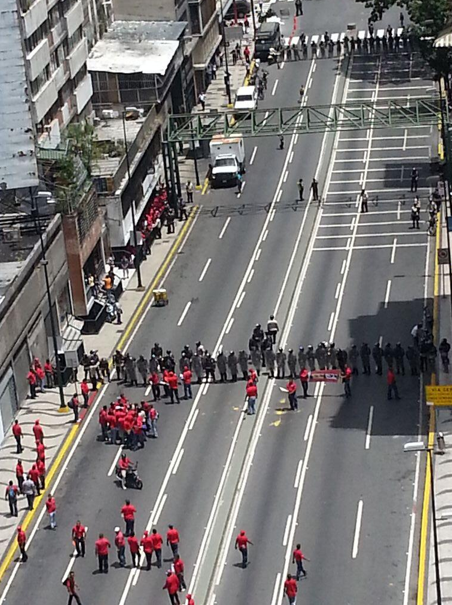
[[348, 345, 359, 375], [217, 351, 228, 382], [251, 349, 262, 377], [276, 348, 287, 379], [265, 348, 276, 377], [192, 353, 203, 384], [372, 343, 383, 375], [406, 345, 419, 375], [238, 350, 249, 380], [306, 346, 316, 371], [328, 343, 337, 369], [383, 343, 394, 370], [288, 349, 297, 378], [394, 343, 405, 375], [298, 346, 307, 370], [227, 351, 239, 382], [360, 343, 371, 374], [315, 343, 327, 370]]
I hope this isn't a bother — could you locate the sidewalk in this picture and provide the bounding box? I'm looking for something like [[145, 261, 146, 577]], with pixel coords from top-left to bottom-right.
[[0, 217, 193, 565], [426, 209, 452, 605]]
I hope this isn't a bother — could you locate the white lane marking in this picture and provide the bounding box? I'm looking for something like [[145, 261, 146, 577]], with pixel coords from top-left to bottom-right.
[[177, 301, 192, 326], [335, 282, 341, 299], [188, 409, 199, 431], [284, 170, 289, 183], [320, 220, 411, 229], [282, 515, 292, 547], [346, 238, 351, 250], [248, 269, 255, 283], [294, 459, 303, 489], [250, 146, 258, 165], [225, 317, 235, 334], [384, 279, 392, 308], [272, 79, 279, 95], [350, 217, 355, 231], [391, 238, 397, 264], [314, 242, 428, 252], [108, 445, 123, 477], [256, 249, 262, 261], [263, 229, 269, 242], [277, 190, 283, 202], [316, 231, 424, 240], [61, 527, 89, 582], [199, 258, 212, 282], [152, 493, 167, 525], [403, 129, 408, 151], [313, 63, 317, 72], [352, 500, 364, 559], [341, 259, 346, 274], [219, 217, 231, 239], [237, 291, 246, 308], [270, 573, 282, 605], [202, 382, 210, 395], [327, 311, 335, 332], [270, 209, 276, 222], [145, 384, 152, 397], [365, 406, 374, 450], [294, 134, 299, 145], [289, 151, 294, 163], [379, 335, 383, 348], [172, 448, 184, 475], [303, 415, 312, 441]]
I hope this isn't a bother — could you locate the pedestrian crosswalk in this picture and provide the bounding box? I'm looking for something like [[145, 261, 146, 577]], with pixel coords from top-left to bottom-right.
[[284, 28, 405, 47]]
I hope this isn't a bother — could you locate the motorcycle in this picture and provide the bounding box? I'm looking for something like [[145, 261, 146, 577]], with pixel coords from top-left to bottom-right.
[[115, 463, 143, 490]]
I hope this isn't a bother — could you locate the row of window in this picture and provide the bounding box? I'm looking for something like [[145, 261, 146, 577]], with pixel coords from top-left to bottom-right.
[[23, 0, 79, 54]]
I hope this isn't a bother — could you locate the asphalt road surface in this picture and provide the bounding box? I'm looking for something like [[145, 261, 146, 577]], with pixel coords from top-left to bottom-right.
[[0, 3, 437, 605]]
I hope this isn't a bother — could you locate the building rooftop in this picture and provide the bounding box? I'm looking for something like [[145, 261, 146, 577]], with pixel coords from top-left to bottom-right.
[[0, 0, 39, 191], [87, 20, 186, 76]]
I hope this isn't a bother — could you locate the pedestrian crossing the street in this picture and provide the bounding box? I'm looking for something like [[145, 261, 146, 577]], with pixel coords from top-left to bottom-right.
[[284, 28, 405, 48]]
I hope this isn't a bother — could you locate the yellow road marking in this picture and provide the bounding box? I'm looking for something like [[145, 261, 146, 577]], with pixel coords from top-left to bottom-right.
[[270, 419, 282, 427], [0, 207, 198, 582], [416, 210, 441, 605], [201, 178, 209, 195]]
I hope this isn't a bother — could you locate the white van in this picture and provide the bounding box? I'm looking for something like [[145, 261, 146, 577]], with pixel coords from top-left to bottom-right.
[[234, 86, 258, 113]]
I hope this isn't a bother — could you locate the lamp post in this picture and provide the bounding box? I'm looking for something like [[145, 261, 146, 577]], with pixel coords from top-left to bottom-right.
[[122, 112, 144, 291], [404, 440, 443, 605], [31, 199, 67, 411], [219, 0, 232, 105]]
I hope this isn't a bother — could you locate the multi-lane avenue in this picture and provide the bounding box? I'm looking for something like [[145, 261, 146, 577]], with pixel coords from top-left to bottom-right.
[[0, 2, 437, 605]]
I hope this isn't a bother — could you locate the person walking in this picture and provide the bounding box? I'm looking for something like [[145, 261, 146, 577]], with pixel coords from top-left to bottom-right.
[[72, 521, 86, 557], [128, 532, 140, 568], [27, 367, 37, 399], [121, 500, 136, 536], [115, 527, 126, 567], [279, 135, 285, 150], [16, 459, 24, 492], [182, 367, 193, 399], [33, 419, 44, 443], [17, 526, 27, 562], [5, 480, 19, 516], [69, 394, 80, 423], [141, 530, 154, 570], [149, 404, 159, 438], [174, 554, 187, 590], [245, 380, 258, 415], [235, 530, 253, 568], [167, 371, 180, 404], [387, 368, 401, 400], [410, 167, 419, 192], [163, 570, 180, 605], [178, 197, 188, 221], [95, 533, 111, 573], [186, 181, 194, 204], [12, 420, 23, 454], [342, 365, 352, 398], [295, 0, 303, 15], [198, 92, 206, 111], [297, 179, 304, 202], [167, 524, 180, 558], [360, 343, 371, 375], [44, 359, 55, 388], [360, 188, 369, 213], [300, 368, 309, 398], [64, 571, 82, 605], [410, 204, 420, 229], [80, 379, 90, 407], [293, 544, 309, 580], [310, 178, 319, 201], [372, 343, 383, 375], [22, 475, 37, 510], [46, 493, 57, 529], [286, 379, 298, 411], [151, 528, 163, 568], [284, 574, 298, 605]]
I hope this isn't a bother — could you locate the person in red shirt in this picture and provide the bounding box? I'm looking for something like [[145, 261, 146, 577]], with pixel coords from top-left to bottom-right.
[[182, 369, 192, 400], [32, 419, 44, 443], [44, 359, 54, 388], [342, 365, 352, 398], [141, 531, 154, 570], [36, 441, 46, 462], [387, 368, 401, 400], [17, 526, 27, 562], [35, 365, 45, 393], [99, 405, 109, 442], [151, 528, 163, 568], [127, 532, 140, 567], [121, 499, 136, 536], [300, 368, 309, 398], [149, 405, 159, 438], [163, 570, 180, 605], [286, 379, 298, 411], [166, 525, 180, 558], [248, 368, 257, 384], [173, 554, 186, 590], [64, 571, 81, 605], [12, 420, 23, 454], [16, 459, 24, 491], [27, 368, 37, 399], [167, 372, 180, 404], [115, 527, 126, 567], [80, 379, 90, 407], [150, 371, 161, 401], [186, 594, 195, 605], [36, 458, 46, 490], [95, 533, 111, 573], [235, 530, 253, 568], [292, 543, 310, 580], [46, 493, 56, 529], [118, 454, 131, 489], [29, 463, 41, 496], [284, 573, 297, 604], [245, 381, 258, 415], [72, 521, 86, 557]]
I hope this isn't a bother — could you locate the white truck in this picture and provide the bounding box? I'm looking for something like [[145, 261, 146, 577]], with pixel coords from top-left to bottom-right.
[[209, 134, 246, 188]]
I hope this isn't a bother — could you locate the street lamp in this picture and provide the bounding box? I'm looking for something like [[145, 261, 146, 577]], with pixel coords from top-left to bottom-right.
[[219, 0, 233, 105], [404, 439, 444, 605], [122, 112, 144, 291]]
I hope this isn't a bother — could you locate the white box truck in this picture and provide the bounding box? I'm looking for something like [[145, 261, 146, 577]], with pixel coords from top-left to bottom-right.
[[209, 134, 246, 188]]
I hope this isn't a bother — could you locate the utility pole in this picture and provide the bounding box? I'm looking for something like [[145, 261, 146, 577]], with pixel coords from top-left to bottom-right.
[[219, 0, 232, 105]]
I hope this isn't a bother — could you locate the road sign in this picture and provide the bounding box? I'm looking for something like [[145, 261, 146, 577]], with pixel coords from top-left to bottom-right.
[[425, 385, 452, 406], [438, 248, 450, 265]]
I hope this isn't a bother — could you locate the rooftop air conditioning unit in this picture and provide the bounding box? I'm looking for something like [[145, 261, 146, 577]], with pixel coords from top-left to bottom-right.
[[3, 226, 21, 242], [101, 109, 119, 120]]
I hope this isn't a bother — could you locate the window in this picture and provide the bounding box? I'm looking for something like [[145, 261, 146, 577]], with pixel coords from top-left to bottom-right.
[[24, 21, 49, 54], [189, 4, 201, 34], [30, 66, 51, 96]]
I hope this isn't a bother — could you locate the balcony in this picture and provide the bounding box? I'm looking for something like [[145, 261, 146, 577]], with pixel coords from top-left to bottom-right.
[[75, 73, 93, 114], [32, 77, 58, 123], [52, 63, 68, 91], [67, 37, 88, 78], [51, 19, 66, 49], [192, 13, 221, 68], [22, 0, 47, 38], [27, 38, 50, 82], [65, 0, 83, 39]]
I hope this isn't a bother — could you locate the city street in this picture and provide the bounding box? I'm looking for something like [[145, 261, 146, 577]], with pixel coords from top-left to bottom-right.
[[0, 3, 436, 605]]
